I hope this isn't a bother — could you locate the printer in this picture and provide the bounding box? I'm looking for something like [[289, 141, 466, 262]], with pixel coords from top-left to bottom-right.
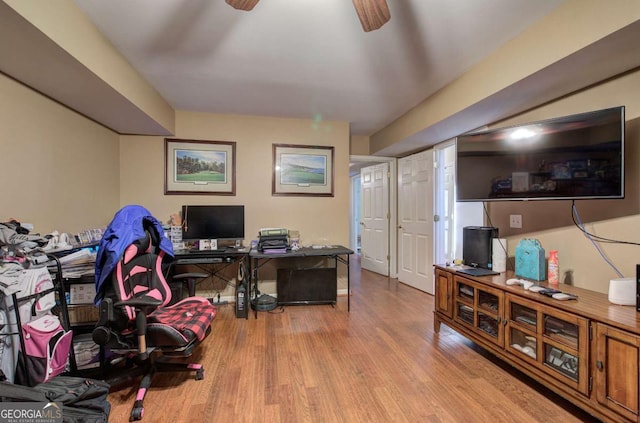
[[257, 228, 289, 252]]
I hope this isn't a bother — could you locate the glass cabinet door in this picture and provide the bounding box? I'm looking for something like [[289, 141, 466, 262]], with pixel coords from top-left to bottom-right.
[[454, 280, 474, 326], [506, 299, 539, 361], [453, 277, 504, 347], [544, 315, 578, 350], [542, 314, 581, 383], [477, 290, 500, 338], [509, 327, 537, 359], [457, 282, 474, 302], [506, 294, 588, 395], [543, 344, 579, 381]]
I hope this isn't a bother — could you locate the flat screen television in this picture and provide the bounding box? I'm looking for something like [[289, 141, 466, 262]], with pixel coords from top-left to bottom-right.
[[181, 205, 245, 241], [456, 106, 625, 201]]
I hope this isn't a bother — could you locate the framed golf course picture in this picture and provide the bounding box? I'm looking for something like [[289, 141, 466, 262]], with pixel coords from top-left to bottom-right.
[[165, 138, 236, 195], [272, 144, 334, 197]]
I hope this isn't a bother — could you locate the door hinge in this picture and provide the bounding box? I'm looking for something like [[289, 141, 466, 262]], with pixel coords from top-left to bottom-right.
[[387, 255, 390, 261], [589, 325, 593, 341], [589, 376, 592, 393], [434, 214, 440, 222]]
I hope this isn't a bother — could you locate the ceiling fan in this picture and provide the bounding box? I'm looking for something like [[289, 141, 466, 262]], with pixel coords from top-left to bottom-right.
[[225, 0, 390, 32]]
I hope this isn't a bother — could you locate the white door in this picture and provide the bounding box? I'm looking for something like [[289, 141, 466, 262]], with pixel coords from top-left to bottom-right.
[[434, 141, 456, 265], [398, 150, 434, 293], [360, 163, 389, 276]]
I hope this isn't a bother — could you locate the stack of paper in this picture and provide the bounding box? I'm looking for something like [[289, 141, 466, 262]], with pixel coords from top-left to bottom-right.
[[57, 249, 96, 279]]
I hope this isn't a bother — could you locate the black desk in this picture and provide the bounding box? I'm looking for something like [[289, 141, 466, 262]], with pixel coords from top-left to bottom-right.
[[249, 246, 353, 317], [173, 249, 249, 305]]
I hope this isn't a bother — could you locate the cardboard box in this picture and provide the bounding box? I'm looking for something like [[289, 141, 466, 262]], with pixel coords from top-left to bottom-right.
[[68, 304, 100, 324]]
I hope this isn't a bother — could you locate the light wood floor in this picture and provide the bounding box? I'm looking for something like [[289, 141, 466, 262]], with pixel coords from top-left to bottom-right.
[[105, 257, 600, 422]]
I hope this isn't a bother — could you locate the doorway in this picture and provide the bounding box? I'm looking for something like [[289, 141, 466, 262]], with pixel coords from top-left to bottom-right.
[[349, 155, 396, 277], [350, 146, 482, 282]]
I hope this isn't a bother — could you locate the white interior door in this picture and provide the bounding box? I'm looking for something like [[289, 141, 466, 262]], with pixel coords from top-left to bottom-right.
[[434, 141, 456, 265], [434, 140, 484, 266], [398, 150, 434, 293], [360, 163, 389, 276]]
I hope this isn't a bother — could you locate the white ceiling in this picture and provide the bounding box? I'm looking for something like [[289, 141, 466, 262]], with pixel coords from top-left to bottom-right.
[[72, 0, 566, 137], [3, 1, 639, 159]]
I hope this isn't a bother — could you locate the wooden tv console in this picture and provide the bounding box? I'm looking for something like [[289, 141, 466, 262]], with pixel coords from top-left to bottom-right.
[[434, 265, 640, 422]]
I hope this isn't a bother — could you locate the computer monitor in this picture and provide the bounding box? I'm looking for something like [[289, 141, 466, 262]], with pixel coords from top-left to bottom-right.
[[462, 226, 498, 270], [181, 205, 245, 242]]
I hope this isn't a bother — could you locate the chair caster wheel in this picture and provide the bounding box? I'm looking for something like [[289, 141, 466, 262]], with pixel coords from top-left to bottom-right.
[[130, 405, 144, 421], [196, 368, 205, 380]]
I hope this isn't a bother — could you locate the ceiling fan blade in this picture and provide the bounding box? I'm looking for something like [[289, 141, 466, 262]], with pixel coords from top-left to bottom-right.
[[225, 0, 260, 11], [352, 0, 390, 32]]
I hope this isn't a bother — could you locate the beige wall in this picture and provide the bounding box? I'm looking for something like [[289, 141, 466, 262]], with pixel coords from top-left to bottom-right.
[[5, 0, 175, 134], [119, 111, 350, 246], [350, 134, 370, 156], [1, 71, 350, 298], [0, 73, 120, 234], [487, 68, 640, 293], [119, 111, 351, 298]]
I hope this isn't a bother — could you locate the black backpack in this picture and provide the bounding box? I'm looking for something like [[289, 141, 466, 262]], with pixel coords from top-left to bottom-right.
[[0, 375, 110, 422]]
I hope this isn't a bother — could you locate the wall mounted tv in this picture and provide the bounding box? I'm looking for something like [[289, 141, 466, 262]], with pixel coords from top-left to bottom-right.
[[181, 205, 245, 241], [456, 106, 625, 202]]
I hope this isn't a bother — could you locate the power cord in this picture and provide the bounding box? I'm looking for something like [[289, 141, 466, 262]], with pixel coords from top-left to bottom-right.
[[571, 201, 625, 277], [483, 202, 512, 271]]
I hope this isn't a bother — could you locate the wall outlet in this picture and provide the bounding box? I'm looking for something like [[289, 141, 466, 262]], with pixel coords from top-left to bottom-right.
[[510, 214, 522, 228]]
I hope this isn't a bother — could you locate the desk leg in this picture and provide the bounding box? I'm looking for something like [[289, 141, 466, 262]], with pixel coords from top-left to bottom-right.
[[251, 257, 258, 319], [187, 278, 196, 297], [347, 254, 350, 312]]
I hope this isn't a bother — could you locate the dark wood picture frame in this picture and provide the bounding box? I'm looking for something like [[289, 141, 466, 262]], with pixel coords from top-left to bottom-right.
[[272, 144, 334, 197], [165, 138, 236, 195]]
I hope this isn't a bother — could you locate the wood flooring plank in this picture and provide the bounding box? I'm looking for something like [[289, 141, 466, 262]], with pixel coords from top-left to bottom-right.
[[102, 257, 601, 422]]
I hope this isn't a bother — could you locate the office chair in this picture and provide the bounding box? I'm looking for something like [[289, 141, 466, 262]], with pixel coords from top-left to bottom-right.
[[92, 215, 216, 421]]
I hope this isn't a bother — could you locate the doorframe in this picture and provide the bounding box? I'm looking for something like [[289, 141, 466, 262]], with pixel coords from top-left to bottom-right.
[[350, 155, 397, 278], [433, 140, 455, 266], [350, 173, 361, 254], [433, 139, 484, 265]]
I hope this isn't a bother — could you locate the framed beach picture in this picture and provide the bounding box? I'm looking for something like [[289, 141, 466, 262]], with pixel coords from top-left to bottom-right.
[[165, 138, 236, 195], [272, 144, 334, 196]]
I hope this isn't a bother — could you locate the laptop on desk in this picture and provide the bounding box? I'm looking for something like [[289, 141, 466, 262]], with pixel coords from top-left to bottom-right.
[[456, 267, 499, 277]]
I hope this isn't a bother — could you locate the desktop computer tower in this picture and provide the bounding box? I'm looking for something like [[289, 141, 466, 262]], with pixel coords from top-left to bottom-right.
[[463, 226, 498, 270], [235, 281, 248, 318]]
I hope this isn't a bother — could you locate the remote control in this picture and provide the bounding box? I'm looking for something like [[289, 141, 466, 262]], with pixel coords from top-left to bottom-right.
[[527, 285, 545, 293], [552, 293, 578, 301], [538, 288, 562, 297]]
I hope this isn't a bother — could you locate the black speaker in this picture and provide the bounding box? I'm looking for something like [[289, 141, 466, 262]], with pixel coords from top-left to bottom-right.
[[463, 226, 498, 270]]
